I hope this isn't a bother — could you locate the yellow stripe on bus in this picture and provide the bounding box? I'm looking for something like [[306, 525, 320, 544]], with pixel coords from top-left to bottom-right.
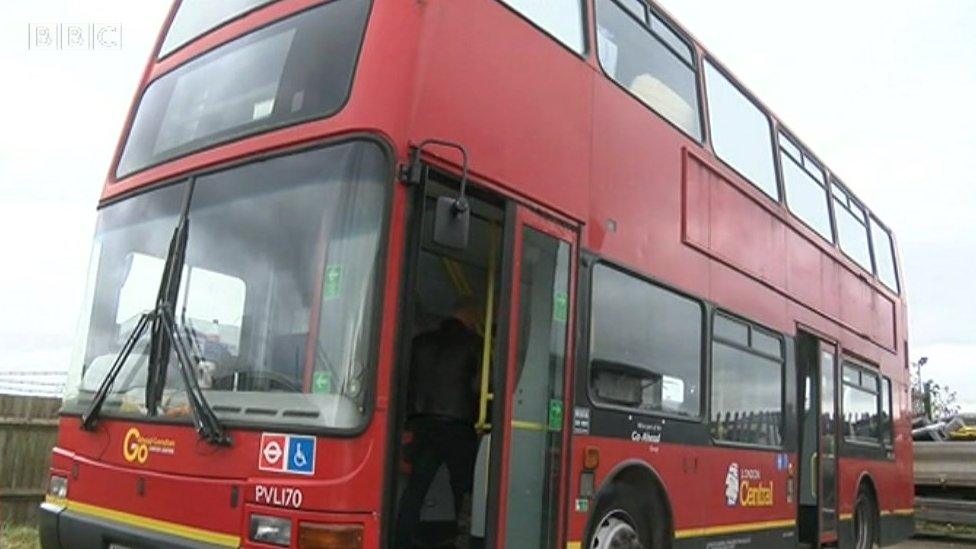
[[511, 420, 548, 431], [47, 497, 240, 547], [874, 508, 916, 518], [674, 518, 796, 539]]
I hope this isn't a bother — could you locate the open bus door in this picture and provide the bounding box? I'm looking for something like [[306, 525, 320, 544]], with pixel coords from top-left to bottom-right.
[[483, 204, 578, 549], [390, 170, 577, 548], [799, 334, 840, 547], [816, 343, 840, 545]]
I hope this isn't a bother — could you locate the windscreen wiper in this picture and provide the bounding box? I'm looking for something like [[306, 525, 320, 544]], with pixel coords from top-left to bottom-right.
[[82, 177, 230, 446], [157, 304, 231, 446], [80, 312, 153, 431], [79, 305, 231, 445], [146, 212, 189, 416]]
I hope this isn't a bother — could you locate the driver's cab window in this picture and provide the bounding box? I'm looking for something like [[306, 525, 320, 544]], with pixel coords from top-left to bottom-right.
[[177, 265, 246, 358], [114, 252, 165, 332], [114, 252, 246, 358]]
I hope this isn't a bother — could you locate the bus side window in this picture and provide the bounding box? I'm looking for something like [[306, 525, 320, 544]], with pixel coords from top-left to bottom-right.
[[710, 313, 785, 447], [832, 181, 873, 272], [881, 376, 893, 448], [498, 0, 586, 53], [589, 264, 703, 418], [841, 363, 882, 444], [870, 218, 900, 293], [703, 60, 778, 201], [594, 0, 702, 141]]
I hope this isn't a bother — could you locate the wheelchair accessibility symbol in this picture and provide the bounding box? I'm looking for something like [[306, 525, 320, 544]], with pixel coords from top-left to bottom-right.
[[293, 446, 306, 467], [286, 435, 316, 475]]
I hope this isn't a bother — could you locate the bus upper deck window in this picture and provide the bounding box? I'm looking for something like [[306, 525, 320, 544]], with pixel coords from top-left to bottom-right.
[[159, 0, 275, 58], [118, 0, 371, 178], [595, 0, 702, 141], [704, 60, 778, 200], [499, 0, 586, 53]]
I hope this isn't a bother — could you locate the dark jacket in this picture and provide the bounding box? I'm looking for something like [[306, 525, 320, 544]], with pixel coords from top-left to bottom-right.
[[407, 318, 482, 423]]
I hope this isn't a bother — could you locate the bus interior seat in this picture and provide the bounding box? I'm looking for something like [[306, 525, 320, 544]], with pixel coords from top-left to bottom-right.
[[629, 73, 695, 132]]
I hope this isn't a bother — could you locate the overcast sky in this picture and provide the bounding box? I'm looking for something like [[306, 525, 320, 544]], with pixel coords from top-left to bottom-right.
[[1, 1, 974, 407]]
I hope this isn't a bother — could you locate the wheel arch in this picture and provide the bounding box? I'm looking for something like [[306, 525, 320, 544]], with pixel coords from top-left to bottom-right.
[[584, 459, 675, 544], [854, 470, 879, 509], [854, 470, 880, 544]]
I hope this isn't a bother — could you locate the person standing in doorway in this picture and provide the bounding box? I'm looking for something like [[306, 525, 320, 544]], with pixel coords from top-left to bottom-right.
[[396, 297, 484, 548]]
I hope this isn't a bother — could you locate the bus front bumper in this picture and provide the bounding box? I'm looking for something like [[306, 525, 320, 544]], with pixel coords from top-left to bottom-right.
[[39, 501, 232, 549]]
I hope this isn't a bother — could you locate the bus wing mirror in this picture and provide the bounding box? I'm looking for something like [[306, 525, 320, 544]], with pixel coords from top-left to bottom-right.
[[408, 139, 471, 249], [433, 195, 470, 249]]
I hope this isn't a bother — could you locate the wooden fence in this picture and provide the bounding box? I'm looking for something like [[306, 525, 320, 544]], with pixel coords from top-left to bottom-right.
[[0, 394, 61, 526]]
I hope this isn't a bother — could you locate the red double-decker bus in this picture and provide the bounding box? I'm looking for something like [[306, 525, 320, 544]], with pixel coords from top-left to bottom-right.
[[40, 0, 913, 547]]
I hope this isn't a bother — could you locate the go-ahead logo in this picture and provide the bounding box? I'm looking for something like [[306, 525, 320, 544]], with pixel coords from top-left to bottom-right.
[[123, 427, 176, 464]]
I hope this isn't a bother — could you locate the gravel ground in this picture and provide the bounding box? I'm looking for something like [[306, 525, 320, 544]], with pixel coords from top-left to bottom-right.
[[893, 539, 976, 548]]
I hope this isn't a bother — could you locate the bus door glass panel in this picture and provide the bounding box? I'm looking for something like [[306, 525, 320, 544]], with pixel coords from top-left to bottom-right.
[[799, 349, 818, 509], [819, 345, 838, 541], [500, 211, 574, 549]]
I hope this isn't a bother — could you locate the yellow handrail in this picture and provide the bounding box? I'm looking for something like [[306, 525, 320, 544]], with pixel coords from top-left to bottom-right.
[[475, 226, 499, 432]]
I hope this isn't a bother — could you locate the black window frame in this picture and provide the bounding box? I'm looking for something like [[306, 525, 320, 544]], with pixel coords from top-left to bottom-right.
[[616, 0, 648, 23], [709, 310, 787, 450], [585, 260, 707, 423], [840, 360, 883, 446], [777, 131, 835, 243], [493, 0, 590, 58], [593, 0, 704, 143]]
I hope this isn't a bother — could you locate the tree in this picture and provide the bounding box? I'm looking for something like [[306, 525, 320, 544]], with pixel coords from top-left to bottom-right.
[[911, 358, 961, 420]]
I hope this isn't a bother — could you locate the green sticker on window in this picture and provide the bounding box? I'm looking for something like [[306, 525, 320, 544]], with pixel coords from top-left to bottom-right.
[[553, 291, 568, 322], [324, 265, 342, 300], [548, 399, 564, 431], [312, 371, 332, 394]]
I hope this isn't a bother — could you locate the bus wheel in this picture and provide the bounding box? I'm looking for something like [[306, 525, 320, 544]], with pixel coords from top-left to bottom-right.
[[588, 484, 662, 549], [853, 489, 878, 549]]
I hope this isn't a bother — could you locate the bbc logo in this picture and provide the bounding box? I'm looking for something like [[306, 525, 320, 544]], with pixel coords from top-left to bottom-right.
[[28, 23, 122, 51]]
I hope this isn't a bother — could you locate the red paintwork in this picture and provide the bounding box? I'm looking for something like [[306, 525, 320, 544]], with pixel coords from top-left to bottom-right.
[[49, 0, 911, 546], [568, 438, 798, 533]]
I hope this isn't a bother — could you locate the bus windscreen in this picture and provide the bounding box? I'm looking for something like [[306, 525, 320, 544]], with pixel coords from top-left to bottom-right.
[[65, 141, 390, 432]]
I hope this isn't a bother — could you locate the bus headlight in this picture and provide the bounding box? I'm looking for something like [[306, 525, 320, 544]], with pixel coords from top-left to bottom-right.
[[249, 514, 291, 546], [48, 475, 68, 501], [298, 523, 363, 549]]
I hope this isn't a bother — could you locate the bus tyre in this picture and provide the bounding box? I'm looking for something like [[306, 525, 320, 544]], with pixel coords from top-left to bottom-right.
[[587, 483, 666, 549], [853, 489, 879, 549]]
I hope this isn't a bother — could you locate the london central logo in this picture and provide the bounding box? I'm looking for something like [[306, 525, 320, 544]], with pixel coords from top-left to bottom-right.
[[724, 462, 774, 507]]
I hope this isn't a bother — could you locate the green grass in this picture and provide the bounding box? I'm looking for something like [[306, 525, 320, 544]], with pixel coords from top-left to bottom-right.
[[916, 520, 976, 541], [0, 524, 40, 549]]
